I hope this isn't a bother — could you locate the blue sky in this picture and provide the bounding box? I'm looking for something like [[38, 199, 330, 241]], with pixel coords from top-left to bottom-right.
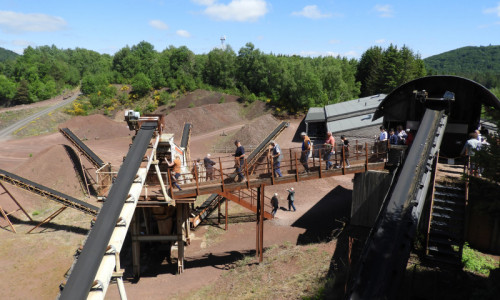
[[0, 0, 499, 59]]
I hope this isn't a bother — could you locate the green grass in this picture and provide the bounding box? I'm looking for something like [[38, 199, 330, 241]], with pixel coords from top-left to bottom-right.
[[462, 243, 498, 276], [0, 107, 47, 130]]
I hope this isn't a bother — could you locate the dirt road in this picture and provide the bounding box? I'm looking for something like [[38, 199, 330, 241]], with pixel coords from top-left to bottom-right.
[[0, 92, 80, 141]]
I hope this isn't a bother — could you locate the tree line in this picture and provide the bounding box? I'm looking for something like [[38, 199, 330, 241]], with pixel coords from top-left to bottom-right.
[[0, 42, 428, 112]]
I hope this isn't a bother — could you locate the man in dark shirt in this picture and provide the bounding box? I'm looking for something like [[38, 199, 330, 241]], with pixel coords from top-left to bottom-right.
[[287, 187, 296, 212], [234, 140, 246, 182], [271, 193, 279, 217]]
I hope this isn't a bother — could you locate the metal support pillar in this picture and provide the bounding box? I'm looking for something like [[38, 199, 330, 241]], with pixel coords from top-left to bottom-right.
[[131, 213, 141, 278], [27, 206, 67, 234], [0, 181, 33, 233], [225, 197, 228, 231], [256, 185, 264, 262], [176, 204, 185, 273]]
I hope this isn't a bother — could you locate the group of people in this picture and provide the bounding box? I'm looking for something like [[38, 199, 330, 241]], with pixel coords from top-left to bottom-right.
[[379, 125, 414, 146], [270, 187, 297, 217]]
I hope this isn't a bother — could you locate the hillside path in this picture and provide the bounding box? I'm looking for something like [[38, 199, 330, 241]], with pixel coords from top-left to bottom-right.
[[0, 92, 79, 141]]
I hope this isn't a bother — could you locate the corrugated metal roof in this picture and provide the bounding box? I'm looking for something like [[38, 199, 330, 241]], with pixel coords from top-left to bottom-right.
[[324, 94, 386, 119], [305, 107, 326, 122], [327, 113, 382, 134]]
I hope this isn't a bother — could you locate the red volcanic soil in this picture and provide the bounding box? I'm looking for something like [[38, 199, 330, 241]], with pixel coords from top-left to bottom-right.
[[0, 94, 350, 300]]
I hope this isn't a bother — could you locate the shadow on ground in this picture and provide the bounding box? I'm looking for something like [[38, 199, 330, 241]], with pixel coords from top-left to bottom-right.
[[292, 185, 352, 245], [2, 214, 89, 235]]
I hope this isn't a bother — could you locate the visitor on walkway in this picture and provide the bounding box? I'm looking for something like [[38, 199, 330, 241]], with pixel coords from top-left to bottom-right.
[[324, 132, 335, 170], [339, 135, 350, 168], [397, 125, 407, 145], [287, 187, 296, 212], [271, 193, 279, 217], [461, 132, 481, 176], [389, 128, 398, 145], [166, 154, 182, 190], [204, 153, 216, 181], [300, 132, 311, 173], [234, 140, 246, 182], [270, 140, 283, 177]]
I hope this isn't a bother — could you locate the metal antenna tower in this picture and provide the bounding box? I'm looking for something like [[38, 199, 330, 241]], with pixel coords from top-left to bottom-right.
[[220, 35, 226, 50]]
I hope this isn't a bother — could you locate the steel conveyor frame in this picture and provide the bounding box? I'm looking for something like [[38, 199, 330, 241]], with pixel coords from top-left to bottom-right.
[[349, 109, 448, 299], [59, 122, 157, 300], [0, 168, 98, 215], [60, 128, 105, 168]]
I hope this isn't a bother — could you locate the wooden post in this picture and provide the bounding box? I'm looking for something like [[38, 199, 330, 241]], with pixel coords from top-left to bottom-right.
[[177, 204, 184, 273], [244, 158, 250, 189], [256, 185, 265, 262], [319, 149, 323, 178], [356, 140, 359, 160], [167, 168, 174, 200], [289, 148, 293, 172], [225, 196, 228, 231], [194, 160, 200, 195], [217, 199, 221, 225], [270, 155, 275, 185], [294, 152, 299, 182], [219, 157, 225, 192], [342, 144, 346, 175]]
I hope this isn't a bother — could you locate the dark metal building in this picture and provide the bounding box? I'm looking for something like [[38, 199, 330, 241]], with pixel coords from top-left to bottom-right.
[[373, 76, 500, 157]]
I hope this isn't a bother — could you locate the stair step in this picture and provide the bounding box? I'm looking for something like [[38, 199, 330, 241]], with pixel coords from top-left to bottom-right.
[[429, 229, 462, 242], [428, 245, 461, 257], [431, 220, 465, 230], [433, 198, 465, 206], [432, 212, 464, 221], [432, 203, 464, 214], [434, 191, 465, 199], [429, 236, 461, 247], [435, 184, 464, 192], [426, 253, 462, 266]]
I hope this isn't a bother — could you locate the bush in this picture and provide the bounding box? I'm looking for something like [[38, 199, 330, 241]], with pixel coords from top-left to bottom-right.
[[462, 243, 498, 276], [218, 96, 225, 104]]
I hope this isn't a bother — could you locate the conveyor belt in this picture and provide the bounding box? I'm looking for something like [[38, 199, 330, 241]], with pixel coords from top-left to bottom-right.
[[0, 168, 98, 215], [60, 122, 157, 300], [180, 123, 192, 149], [247, 121, 288, 166], [60, 128, 105, 168], [349, 109, 448, 299]]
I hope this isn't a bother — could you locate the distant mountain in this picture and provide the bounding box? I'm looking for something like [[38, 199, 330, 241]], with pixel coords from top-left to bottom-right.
[[424, 45, 499, 74], [0, 47, 19, 62]]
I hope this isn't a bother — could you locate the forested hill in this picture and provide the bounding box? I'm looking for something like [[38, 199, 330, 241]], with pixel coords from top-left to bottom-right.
[[0, 47, 19, 61], [424, 45, 500, 87]]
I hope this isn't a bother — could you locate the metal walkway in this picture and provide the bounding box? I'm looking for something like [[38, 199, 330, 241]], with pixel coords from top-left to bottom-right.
[[0, 168, 98, 216]]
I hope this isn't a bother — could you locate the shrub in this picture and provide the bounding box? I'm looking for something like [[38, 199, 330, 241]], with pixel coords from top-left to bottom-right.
[[188, 102, 195, 108], [462, 243, 498, 276], [218, 96, 225, 104]]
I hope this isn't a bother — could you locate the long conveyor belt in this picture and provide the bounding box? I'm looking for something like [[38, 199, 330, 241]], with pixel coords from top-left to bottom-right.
[[180, 123, 192, 149], [0, 168, 98, 215], [60, 128, 105, 168], [349, 109, 448, 299], [59, 122, 157, 300]]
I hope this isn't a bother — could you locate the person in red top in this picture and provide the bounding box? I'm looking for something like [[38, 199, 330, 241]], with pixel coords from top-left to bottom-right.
[[324, 132, 335, 170], [405, 129, 414, 147]]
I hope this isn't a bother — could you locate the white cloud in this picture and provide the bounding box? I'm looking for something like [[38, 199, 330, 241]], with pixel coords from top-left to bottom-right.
[[149, 20, 168, 30], [298, 50, 357, 58], [374, 4, 394, 18], [329, 39, 340, 44], [176, 29, 191, 38], [199, 0, 269, 22], [375, 39, 386, 44], [192, 0, 216, 5], [483, 3, 500, 17], [292, 5, 331, 19], [0, 11, 67, 33]]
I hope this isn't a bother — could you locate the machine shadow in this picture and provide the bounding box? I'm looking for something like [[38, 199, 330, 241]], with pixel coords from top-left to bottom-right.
[[292, 185, 352, 245], [3, 215, 89, 235]]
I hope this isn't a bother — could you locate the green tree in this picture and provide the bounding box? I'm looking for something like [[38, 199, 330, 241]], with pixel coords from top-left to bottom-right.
[[203, 46, 236, 89], [15, 80, 31, 104], [0, 75, 17, 101], [132, 72, 152, 96]]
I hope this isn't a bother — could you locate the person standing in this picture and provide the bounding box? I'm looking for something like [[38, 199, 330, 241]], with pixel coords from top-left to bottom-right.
[[340, 135, 350, 168], [287, 187, 296, 212], [461, 132, 481, 175], [389, 129, 398, 145], [324, 132, 335, 170], [203, 153, 216, 181], [234, 140, 246, 182], [300, 132, 312, 173], [269, 140, 283, 177], [397, 125, 407, 145], [166, 155, 182, 190], [271, 193, 279, 217], [379, 126, 388, 141]]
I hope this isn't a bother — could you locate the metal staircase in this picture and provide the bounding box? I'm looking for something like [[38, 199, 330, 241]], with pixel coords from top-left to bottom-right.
[[426, 164, 467, 266]]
